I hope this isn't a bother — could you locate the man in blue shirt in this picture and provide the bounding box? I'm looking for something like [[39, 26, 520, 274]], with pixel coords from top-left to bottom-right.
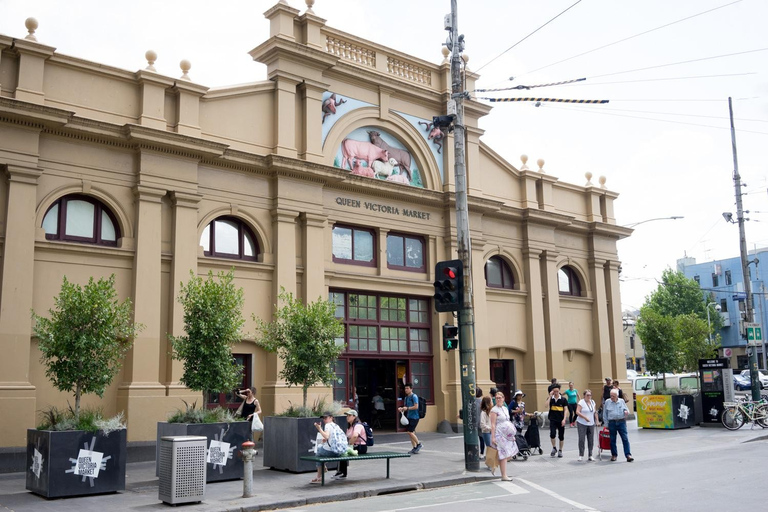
[[399, 383, 422, 454], [603, 388, 634, 462]]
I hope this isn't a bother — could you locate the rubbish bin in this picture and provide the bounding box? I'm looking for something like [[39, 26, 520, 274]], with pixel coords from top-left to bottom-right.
[[158, 435, 206, 505]]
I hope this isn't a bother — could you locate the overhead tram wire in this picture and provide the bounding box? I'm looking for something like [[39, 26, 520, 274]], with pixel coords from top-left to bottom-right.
[[474, 77, 586, 93], [474, 0, 583, 76], [555, 72, 757, 88], [550, 105, 768, 124], [519, 0, 744, 79]]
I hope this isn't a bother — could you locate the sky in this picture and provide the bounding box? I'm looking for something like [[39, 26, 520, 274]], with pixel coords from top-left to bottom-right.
[[1, 0, 767, 312]]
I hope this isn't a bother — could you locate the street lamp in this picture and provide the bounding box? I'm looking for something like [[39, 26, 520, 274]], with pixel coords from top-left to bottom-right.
[[706, 301, 721, 343], [622, 216, 684, 229]]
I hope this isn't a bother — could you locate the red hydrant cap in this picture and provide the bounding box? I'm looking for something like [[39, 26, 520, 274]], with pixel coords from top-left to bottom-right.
[[241, 441, 255, 449]]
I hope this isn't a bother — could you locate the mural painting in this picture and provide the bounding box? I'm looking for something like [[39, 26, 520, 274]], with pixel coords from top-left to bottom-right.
[[334, 127, 424, 188]]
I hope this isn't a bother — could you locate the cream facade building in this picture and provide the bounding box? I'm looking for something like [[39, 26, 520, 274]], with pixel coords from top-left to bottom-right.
[[0, 2, 630, 451]]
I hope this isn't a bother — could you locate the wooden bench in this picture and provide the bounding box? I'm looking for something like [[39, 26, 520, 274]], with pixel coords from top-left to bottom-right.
[[299, 451, 411, 486]]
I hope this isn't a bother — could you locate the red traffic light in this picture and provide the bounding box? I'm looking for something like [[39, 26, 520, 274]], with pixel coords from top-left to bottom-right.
[[443, 267, 457, 279]]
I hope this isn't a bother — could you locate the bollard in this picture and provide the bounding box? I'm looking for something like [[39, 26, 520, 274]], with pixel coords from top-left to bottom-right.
[[241, 441, 256, 498]]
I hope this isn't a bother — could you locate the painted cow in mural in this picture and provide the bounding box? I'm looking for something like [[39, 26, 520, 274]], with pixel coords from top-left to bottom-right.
[[341, 138, 389, 170], [418, 120, 446, 154], [367, 131, 412, 181], [351, 160, 375, 177], [322, 93, 347, 123]]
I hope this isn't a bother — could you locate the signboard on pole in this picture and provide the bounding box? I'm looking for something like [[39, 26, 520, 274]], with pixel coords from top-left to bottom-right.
[[746, 323, 762, 345]]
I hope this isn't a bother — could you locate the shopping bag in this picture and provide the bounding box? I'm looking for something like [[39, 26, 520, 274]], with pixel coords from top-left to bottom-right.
[[252, 413, 264, 432], [400, 412, 410, 426], [485, 446, 499, 471]]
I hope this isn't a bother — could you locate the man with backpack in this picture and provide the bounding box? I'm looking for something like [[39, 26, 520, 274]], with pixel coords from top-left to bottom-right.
[[398, 383, 423, 454]]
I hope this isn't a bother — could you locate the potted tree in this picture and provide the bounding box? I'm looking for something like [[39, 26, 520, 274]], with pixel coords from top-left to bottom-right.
[[255, 290, 346, 472], [28, 275, 142, 498], [157, 269, 250, 482]]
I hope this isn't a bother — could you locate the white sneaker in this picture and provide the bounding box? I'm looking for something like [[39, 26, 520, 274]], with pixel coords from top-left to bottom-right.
[[588, 456, 594, 462], [578, 456, 583, 461]]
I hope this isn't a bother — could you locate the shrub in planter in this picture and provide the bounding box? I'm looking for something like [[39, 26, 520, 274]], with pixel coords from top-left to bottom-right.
[[161, 270, 250, 482], [29, 275, 141, 498]]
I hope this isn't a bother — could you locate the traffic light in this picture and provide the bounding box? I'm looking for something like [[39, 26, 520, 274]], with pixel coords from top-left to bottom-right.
[[442, 323, 459, 351], [433, 259, 463, 312]]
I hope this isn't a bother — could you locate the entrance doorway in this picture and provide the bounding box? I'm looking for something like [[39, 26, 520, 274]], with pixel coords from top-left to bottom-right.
[[345, 359, 406, 431], [490, 359, 516, 404]]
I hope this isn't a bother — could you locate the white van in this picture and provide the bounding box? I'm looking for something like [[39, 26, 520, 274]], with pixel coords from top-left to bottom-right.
[[632, 373, 699, 401]]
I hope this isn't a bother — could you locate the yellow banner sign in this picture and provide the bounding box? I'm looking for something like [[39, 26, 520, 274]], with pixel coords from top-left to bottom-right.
[[636, 395, 674, 429]]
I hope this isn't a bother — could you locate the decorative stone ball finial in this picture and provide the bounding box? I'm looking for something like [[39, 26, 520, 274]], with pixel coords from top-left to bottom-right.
[[25, 17, 39, 41], [599, 175, 607, 189], [441, 46, 450, 64], [585, 171, 593, 186], [180, 59, 191, 81], [537, 158, 545, 172], [461, 53, 469, 70], [145, 50, 157, 72], [520, 154, 529, 171], [305, 0, 315, 14]]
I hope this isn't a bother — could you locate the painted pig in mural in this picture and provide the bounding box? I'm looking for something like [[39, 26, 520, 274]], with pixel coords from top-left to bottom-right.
[[341, 139, 389, 170]]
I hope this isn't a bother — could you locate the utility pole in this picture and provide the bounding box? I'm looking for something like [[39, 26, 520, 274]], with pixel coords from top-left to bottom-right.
[[729, 97, 761, 400], [448, 0, 479, 471]]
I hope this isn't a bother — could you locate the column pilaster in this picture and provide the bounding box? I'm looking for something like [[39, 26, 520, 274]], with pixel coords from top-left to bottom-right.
[[520, 247, 549, 410], [274, 75, 300, 158], [542, 250, 563, 379], [300, 212, 327, 301]]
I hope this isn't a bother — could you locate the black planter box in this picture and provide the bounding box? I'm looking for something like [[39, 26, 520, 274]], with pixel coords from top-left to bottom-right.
[[262, 416, 347, 473], [26, 428, 127, 498], [156, 421, 250, 482]]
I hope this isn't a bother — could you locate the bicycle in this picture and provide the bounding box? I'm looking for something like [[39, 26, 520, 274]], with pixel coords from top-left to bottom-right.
[[721, 399, 768, 430]]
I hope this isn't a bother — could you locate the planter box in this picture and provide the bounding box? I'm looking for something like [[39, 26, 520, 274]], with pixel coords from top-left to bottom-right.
[[636, 394, 696, 429], [263, 416, 347, 473], [156, 421, 250, 482], [26, 428, 127, 498]]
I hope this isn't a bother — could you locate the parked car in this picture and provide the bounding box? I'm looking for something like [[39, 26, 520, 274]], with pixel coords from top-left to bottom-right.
[[739, 369, 768, 389], [632, 373, 700, 401], [733, 373, 752, 391]]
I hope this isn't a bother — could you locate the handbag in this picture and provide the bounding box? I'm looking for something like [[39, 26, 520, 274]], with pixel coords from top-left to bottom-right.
[[485, 446, 499, 471], [400, 412, 410, 426], [252, 413, 263, 432]]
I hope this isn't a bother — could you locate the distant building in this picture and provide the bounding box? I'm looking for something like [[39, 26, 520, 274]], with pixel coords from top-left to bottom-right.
[[678, 251, 768, 369]]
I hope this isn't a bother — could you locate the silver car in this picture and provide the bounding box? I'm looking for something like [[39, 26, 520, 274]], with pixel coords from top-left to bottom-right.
[[740, 369, 768, 389]]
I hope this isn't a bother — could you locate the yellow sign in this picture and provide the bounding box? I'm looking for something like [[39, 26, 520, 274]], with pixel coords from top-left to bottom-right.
[[636, 395, 674, 429]]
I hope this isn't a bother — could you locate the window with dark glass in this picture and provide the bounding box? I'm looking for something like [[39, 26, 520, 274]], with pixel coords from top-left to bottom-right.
[[386, 233, 425, 271], [725, 270, 732, 285], [200, 216, 258, 261], [694, 275, 700, 285], [42, 195, 120, 246], [712, 273, 719, 287], [558, 266, 582, 296], [332, 225, 375, 266], [485, 256, 514, 289], [720, 299, 728, 313]]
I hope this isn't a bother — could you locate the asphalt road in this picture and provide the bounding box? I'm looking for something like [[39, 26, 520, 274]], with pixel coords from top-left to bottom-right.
[[284, 428, 767, 512]]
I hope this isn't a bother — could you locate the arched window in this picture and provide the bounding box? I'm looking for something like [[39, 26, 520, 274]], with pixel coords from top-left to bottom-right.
[[42, 194, 120, 246], [200, 216, 259, 261], [558, 265, 582, 296], [485, 256, 514, 289]]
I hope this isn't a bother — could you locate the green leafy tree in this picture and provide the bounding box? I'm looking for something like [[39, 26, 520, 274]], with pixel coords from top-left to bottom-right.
[[677, 313, 720, 372], [170, 269, 244, 395], [32, 275, 142, 421], [255, 290, 344, 409], [636, 306, 679, 377]]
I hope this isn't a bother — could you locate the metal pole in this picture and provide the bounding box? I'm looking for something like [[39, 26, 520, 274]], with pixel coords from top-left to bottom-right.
[[450, 0, 479, 471], [729, 97, 760, 400]]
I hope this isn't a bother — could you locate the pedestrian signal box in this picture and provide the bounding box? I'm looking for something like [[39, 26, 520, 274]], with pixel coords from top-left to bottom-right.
[[442, 323, 459, 351], [434, 259, 463, 312]]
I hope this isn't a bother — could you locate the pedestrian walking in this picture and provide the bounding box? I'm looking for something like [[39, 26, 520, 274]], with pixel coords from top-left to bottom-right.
[[332, 409, 367, 480], [310, 412, 348, 484], [604, 388, 634, 462], [508, 390, 532, 432], [612, 379, 626, 400], [479, 395, 493, 461], [564, 382, 579, 427], [547, 385, 568, 458], [547, 378, 559, 394], [490, 391, 518, 481], [235, 387, 262, 445], [474, 388, 484, 459], [599, 377, 613, 424], [575, 389, 599, 461], [398, 383, 423, 454]]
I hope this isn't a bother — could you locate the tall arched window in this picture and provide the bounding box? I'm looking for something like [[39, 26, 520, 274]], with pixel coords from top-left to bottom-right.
[[485, 256, 514, 289], [558, 265, 582, 296], [200, 216, 259, 261], [42, 194, 120, 246]]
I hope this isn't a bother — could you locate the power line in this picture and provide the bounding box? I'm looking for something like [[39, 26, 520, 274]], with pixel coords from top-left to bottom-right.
[[558, 72, 757, 88], [557, 105, 768, 123], [474, 0, 582, 75], [540, 103, 768, 134], [588, 47, 768, 80], [474, 77, 585, 93], [520, 0, 744, 78]]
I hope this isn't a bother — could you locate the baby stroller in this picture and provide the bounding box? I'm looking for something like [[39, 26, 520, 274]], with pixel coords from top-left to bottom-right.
[[523, 412, 544, 455]]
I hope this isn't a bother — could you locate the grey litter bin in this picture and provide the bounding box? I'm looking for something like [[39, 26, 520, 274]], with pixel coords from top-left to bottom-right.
[[158, 435, 207, 505]]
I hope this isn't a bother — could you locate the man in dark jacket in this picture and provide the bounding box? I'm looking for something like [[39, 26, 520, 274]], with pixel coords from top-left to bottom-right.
[[547, 385, 568, 458]]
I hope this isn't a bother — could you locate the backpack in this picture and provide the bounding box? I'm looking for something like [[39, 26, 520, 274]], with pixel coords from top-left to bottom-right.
[[361, 422, 374, 446], [417, 395, 427, 419]]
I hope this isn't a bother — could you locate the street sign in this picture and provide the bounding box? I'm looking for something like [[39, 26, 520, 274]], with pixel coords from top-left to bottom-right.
[[746, 323, 762, 345]]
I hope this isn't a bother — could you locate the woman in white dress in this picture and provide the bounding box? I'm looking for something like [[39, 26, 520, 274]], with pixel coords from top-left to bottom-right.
[[490, 391, 518, 481]]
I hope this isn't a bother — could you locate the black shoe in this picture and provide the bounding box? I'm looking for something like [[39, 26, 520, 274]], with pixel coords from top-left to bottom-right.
[[413, 443, 423, 453]]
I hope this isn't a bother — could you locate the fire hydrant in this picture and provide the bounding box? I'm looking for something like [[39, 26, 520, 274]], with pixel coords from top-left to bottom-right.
[[241, 441, 256, 498]]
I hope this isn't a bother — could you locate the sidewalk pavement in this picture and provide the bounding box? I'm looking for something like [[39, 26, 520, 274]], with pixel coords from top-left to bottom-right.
[[1, 422, 766, 512]]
